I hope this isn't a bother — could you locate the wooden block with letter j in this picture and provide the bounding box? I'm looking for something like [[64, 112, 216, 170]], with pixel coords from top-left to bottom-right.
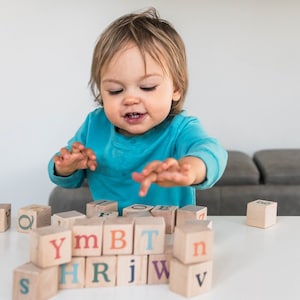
[[246, 199, 277, 228], [17, 204, 51, 233], [0, 203, 11, 232], [13, 262, 58, 300]]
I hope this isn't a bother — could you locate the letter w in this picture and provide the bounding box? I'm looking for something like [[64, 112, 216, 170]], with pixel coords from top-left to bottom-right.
[[152, 260, 169, 279]]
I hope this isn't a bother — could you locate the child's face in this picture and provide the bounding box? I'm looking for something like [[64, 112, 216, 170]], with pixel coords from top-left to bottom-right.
[[100, 43, 181, 136]]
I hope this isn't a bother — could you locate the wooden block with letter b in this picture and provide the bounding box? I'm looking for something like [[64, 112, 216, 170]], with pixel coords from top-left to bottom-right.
[[169, 258, 213, 297], [246, 199, 277, 228], [17, 204, 51, 233], [86, 200, 118, 217], [29, 225, 72, 268], [173, 222, 213, 264], [0, 203, 11, 232], [13, 262, 58, 300], [176, 205, 207, 226]]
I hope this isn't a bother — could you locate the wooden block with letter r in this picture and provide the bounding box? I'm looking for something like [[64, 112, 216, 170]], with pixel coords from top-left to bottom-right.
[[176, 205, 207, 226], [17, 204, 51, 233], [169, 258, 213, 297], [86, 200, 118, 217], [246, 199, 277, 228], [13, 262, 58, 300], [29, 225, 72, 268], [52, 210, 86, 229], [0, 203, 11, 232], [173, 222, 213, 264], [151, 205, 178, 234]]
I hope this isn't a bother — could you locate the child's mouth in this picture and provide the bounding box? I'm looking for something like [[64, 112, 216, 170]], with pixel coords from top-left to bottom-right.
[[124, 112, 146, 123]]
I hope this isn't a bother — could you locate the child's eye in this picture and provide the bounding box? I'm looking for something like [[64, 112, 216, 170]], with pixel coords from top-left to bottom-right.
[[141, 86, 156, 92], [109, 89, 123, 95]]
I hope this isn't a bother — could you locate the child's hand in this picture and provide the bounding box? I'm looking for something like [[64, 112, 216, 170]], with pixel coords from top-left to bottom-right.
[[53, 142, 97, 176], [132, 157, 206, 197]]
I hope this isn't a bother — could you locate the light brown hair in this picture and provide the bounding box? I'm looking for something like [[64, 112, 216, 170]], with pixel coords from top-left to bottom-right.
[[89, 7, 188, 115]]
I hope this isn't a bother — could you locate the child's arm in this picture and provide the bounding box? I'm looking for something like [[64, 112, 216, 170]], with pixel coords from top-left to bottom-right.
[[54, 142, 97, 176], [132, 156, 206, 197]]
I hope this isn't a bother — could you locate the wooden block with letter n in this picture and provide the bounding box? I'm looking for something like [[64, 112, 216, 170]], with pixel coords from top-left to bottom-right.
[[0, 203, 11, 232], [246, 199, 278, 228], [151, 205, 178, 234], [122, 204, 153, 217], [52, 210, 86, 229], [173, 222, 213, 264], [116, 255, 148, 286], [134, 216, 165, 255], [169, 258, 213, 297], [72, 217, 104, 257], [59, 257, 86, 289], [17, 204, 51, 233], [29, 225, 72, 268], [85, 256, 117, 288], [13, 262, 58, 300], [176, 205, 207, 226], [102, 216, 134, 255], [86, 200, 118, 217]]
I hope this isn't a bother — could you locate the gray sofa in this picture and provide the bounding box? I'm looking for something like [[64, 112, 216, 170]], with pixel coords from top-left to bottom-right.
[[48, 149, 300, 216]]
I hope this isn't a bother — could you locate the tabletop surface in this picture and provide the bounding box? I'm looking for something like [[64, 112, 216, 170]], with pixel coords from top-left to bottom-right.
[[1, 216, 299, 300]]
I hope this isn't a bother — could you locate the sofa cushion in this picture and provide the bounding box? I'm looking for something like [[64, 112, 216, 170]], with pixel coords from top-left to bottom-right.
[[216, 151, 260, 186], [254, 149, 300, 184]]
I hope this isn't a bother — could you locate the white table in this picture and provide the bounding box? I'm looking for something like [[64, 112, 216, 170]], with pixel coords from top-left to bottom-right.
[[1, 216, 299, 300]]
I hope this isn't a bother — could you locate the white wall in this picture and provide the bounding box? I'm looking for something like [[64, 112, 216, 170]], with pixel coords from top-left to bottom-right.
[[1, 0, 299, 213]]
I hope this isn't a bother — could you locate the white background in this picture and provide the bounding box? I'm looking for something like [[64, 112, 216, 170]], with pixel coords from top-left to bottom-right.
[[0, 0, 299, 213]]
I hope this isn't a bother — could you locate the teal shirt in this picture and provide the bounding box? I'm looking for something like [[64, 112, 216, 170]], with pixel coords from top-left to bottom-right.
[[48, 108, 227, 213]]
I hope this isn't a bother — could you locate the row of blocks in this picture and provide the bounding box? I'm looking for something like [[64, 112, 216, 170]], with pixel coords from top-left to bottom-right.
[[10, 202, 213, 299]]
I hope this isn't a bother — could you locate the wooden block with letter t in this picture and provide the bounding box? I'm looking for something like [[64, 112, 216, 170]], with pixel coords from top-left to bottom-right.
[[85, 256, 117, 288], [102, 216, 134, 255], [0, 203, 11, 232], [151, 205, 178, 234], [72, 217, 104, 257], [13, 262, 58, 300], [246, 199, 277, 228], [176, 205, 207, 226], [86, 200, 118, 217], [59, 257, 86, 289], [52, 210, 86, 229], [134, 216, 165, 255], [173, 222, 213, 264], [17, 204, 51, 233], [169, 258, 213, 297], [29, 225, 72, 268]]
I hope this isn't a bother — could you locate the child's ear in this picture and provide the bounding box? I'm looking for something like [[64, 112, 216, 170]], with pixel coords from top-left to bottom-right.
[[172, 87, 181, 101]]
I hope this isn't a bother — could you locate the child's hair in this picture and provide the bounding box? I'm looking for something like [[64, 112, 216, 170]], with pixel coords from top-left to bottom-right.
[[89, 7, 188, 116]]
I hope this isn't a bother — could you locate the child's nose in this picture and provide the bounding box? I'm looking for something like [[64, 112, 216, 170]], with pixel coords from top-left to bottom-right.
[[123, 95, 140, 105]]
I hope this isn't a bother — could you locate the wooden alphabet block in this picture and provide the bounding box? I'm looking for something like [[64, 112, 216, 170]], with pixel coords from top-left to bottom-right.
[[72, 218, 104, 257], [102, 217, 134, 255], [13, 262, 58, 300], [59, 257, 86, 289], [169, 258, 213, 297], [17, 204, 51, 233], [173, 223, 213, 264], [151, 205, 178, 234], [96, 211, 119, 219], [116, 255, 148, 286], [176, 205, 207, 226], [52, 210, 86, 229], [86, 200, 118, 217], [0, 203, 11, 232], [122, 204, 153, 217], [30, 225, 72, 268], [134, 216, 165, 255], [147, 245, 172, 284], [185, 219, 213, 229], [246, 199, 277, 228], [85, 256, 117, 288]]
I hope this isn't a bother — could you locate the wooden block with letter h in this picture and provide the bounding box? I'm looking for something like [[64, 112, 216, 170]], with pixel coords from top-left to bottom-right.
[[176, 205, 207, 226], [17, 204, 51, 233], [246, 199, 277, 228], [13, 262, 58, 300], [0, 203, 11, 232]]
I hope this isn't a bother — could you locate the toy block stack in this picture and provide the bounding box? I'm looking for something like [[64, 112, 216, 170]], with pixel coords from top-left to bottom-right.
[[12, 202, 214, 299], [0, 203, 11, 232], [246, 199, 278, 229]]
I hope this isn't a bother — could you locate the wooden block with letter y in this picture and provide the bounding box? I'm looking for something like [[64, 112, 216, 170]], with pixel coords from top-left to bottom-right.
[[13, 262, 58, 300]]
